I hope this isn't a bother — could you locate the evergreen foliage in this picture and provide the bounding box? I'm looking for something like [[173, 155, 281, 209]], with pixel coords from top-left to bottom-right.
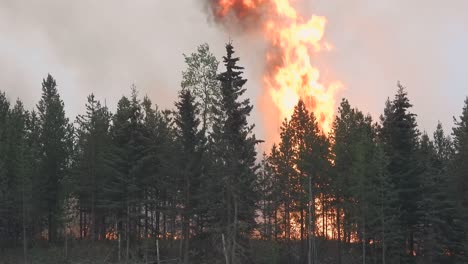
[[1, 47, 468, 264]]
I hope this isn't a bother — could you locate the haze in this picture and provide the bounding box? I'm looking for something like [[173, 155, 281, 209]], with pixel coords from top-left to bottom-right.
[[1, 0, 467, 144]]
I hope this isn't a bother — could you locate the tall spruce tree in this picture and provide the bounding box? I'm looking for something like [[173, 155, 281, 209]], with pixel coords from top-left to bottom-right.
[[0, 92, 11, 245], [0, 98, 29, 246], [416, 129, 460, 263], [74, 94, 112, 240], [295, 101, 331, 264], [174, 89, 201, 263], [37, 74, 73, 243], [105, 87, 150, 261], [452, 97, 468, 258], [332, 99, 395, 263], [288, 100, 310, 260], [212, 42, 259, 264], [270, 119, 295, 243], [25, 110, 42, 242], [379, 83, 421, 263]]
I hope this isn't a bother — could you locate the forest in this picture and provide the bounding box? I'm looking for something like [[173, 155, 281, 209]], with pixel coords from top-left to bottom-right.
[[1, 42, 468, 264]]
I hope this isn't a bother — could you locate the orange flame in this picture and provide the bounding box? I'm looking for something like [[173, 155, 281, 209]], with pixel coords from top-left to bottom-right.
[[105, 230, 118, 240], [210, 0, 342, 139]]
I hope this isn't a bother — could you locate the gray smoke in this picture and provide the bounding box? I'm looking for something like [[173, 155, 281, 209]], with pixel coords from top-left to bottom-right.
[[1, 0, 467, 144], [0, 0, 227, 116], [310, 0, 468, 133]]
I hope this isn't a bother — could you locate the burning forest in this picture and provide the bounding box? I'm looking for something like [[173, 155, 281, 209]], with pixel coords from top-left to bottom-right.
[[1, 1, 468, 264], [207, 0, 342, 139]]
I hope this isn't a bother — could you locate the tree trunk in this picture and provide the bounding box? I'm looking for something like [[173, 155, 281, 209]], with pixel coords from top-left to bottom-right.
[[409, 230, 414, 260], [362, 220, 366, 264], [163, 209, 167, 240], [156, 204, 160, 239], [65, 224, 68, 260], [274, 208, 278, 240], [231, 199, 238, 264], [91, 191, 96, 241], [22, 181, 27, 264], [126, 202, 130, 264], [308, 175, 316, 264], [322, 196, 325, 237], [381, 189, 386, 264], [222, 233, 229, 264], [337, 205, 342, 264], [145, 203, 148, 238], [118, 219, 121, 263], [48, 210, 54, 243], [156, 239, 160, 264], [84, 211, 87, 238], [183, 170, 191, 264], [300, 209, 305, 261]]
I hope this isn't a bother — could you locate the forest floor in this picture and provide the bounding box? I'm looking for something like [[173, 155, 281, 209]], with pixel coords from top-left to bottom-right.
[[0, 239, 364, 264]]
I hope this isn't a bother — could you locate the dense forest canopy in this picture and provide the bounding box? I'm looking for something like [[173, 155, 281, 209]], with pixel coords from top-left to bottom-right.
[[1, 42, 468, 264]]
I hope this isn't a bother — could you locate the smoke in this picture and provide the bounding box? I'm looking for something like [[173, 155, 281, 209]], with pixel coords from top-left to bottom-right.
[[203, 0, 468, 138], [203, 0, 342, 148], [0, 0, 229, 118], [1, 0, 468, 146], [311, 0, 468, 133]]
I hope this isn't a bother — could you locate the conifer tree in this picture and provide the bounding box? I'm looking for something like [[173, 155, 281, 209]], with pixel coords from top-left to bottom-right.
[[37, 74, 73, 243], [212, 42, 259, 263], [379, 83, 421, 263], [417, 130, 460, 263], [74, 94, 112, 240], [0, 92, 11, 243], [452, 97, 468, 258], [174, 89, 201, 263], [269, 120, 295, 243]]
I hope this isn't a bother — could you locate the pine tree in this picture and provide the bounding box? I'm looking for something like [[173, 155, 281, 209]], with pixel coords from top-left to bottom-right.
[[256, 152, 277, 240], [288, 100, 310, 260], [452, 97, 468, 259], [174, 89, 202, 263], [74, 93, 112, 240], [416, 129, 460, 263], [25, 110, 43, 242], [330, 99, 355, 262], [105, 87, 152, 261], [379, 83, 421, 263], [212, 42, 259, 263], [0, 98, 29, 246], [287, 100, 331, 263], [269, 120, 295, 243], [36, 74, 73, 243], [139, 95, 162, 241], [0, 92, 11, 245]]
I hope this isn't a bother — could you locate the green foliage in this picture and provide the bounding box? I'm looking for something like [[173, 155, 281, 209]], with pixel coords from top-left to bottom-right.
[[210, 42, 259, 263], [182, 43, 221, 133], [36, 74, 73, 243], [73, 93, 113, 240], [379, 83, 421, 263], [452, 97, 468, 260], [1, 46, 468, 264]]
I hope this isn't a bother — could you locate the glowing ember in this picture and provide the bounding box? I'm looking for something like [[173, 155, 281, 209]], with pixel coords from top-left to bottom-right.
[[105, 230, 118, 240], [209, 0, 342, 136]]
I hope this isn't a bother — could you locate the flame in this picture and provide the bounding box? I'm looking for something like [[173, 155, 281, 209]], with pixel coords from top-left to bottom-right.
[[210, 0, 342, 138], [105, 230, 118, 240]]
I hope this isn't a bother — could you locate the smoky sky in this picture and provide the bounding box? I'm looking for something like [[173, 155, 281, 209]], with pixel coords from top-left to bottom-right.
[[1, 0, 467, 145]]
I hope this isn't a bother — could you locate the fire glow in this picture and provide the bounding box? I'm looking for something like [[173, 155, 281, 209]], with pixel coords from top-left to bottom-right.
[[210, 0, 342, 136]]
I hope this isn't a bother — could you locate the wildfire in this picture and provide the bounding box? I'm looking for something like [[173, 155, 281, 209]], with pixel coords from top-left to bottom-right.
[[105, 229, 118, 240], [209, 0, 342, 137]]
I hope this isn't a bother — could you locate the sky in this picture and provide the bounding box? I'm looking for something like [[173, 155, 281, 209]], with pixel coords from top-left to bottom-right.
[[1, 0, 467, 147]]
